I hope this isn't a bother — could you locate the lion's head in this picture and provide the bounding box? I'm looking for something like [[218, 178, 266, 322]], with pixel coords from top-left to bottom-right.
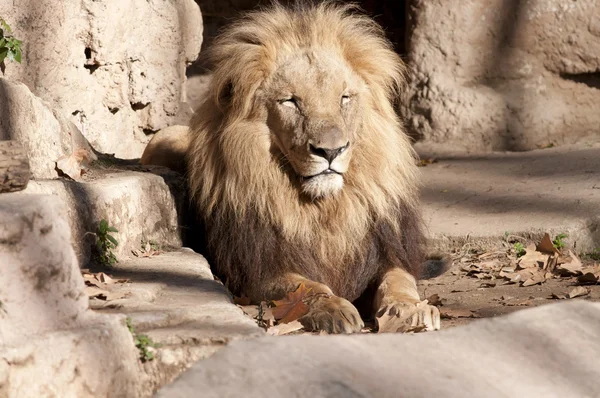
[[187, 2, 424, 297], [262, 49, 366, 198]]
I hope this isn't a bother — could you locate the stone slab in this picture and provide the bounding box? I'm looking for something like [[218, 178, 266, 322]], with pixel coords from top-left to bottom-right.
[[21, 171, 183, 266], [157, 300, 600, 398], [419, 144, 600, 252], [92, 249, 264, 390], [0, 193, 147, 398]]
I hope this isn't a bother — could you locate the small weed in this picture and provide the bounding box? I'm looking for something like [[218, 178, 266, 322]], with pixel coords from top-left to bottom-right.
[[125, 317, 158, 362], [584, 249, 600, 262], [514, 242, 526, 258], [95, 219, 119, 267], [552, 233, 568, 250], [0, 17, 23, 70]]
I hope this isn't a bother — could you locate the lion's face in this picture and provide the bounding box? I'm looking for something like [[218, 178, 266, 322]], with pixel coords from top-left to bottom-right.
[[262, 51, 366, 199]]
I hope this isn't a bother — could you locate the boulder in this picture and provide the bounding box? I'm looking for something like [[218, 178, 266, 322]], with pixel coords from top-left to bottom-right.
[[0, 78, 95, 179], [157, 300, 600, 397], [403, 0, 600, 152], [0, 193, 148, 397], [0, 0, 203, 158]]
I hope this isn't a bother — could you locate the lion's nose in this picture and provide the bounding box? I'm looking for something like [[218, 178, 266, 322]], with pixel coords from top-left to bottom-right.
[[309, 141, 350, 164]]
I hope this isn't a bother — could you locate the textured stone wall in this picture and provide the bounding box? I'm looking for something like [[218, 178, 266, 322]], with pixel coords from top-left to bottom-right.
[[403, 0, 600, 152], [1, 0, 203, 159]]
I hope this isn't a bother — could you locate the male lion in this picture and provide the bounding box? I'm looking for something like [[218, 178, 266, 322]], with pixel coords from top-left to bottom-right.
[[142, 2, 449, 333]]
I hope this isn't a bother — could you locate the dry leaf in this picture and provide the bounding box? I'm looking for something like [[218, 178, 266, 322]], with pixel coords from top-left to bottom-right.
[[537, 233, 560, 255], [272, 283, 313, 324], [97, 272, 114, 284], [440, 309, 478, 319], [266, 320, 304, 336], [578, 272, 600, 285], [426, 293, 443, 306], [239, 305, 259, 318], [522, 270, 547, 287], [555, 250, 583, 276], [550, 292, 568, 300], [56, 148, 93, 180], [85, 286, 127, 301], [234, 296, 252, 306], [568, 286, 590, 299], [518, 245, 549, 269]]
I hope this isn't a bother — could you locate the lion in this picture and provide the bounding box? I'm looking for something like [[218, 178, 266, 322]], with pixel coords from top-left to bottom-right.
[[141, 2, 450, 334]]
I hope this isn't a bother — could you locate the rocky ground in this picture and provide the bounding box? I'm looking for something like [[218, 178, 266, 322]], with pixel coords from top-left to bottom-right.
[[1, 143, 598, 397]]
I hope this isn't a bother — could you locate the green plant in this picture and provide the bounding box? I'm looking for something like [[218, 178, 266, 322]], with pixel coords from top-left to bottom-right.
[[95, 219, 119, 267], [552, 233, 568, 250], [584, 248, 600, 262], [126, 317, 158, 362], [513, 242, 526, 258], [0, 17, 22, 67]]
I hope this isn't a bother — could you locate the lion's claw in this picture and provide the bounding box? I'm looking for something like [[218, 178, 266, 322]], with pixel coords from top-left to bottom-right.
[[376, 300, 440, 333], [299, 295, 364, 334]]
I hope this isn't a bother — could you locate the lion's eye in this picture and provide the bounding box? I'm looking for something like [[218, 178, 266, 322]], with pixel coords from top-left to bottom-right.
[[341, 95, 351, 106], [280, 98, 298, 109]]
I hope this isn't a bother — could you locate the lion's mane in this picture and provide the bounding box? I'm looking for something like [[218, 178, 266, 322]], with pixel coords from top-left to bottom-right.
[[187, 2, 426, 301]]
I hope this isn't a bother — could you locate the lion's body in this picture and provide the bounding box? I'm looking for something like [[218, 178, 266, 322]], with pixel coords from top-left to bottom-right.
[[187, 2, 425, 301], [144, 2, 445, 333]]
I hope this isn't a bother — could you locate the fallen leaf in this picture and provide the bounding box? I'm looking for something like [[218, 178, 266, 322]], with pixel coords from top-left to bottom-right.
[[517, 245, 549, 269], [537, 233, 560, 255], [239, 305, 259, 318], [266, 320, 304, 336], [271, 283, 313, 324], [578, 272, 600, 285], [85, 286, 127, 301], [55, 148, 93, 180], [97, 272, 114, 284], [234, 296, 252, 306], [550, 293, 568, 300], [440, 309, 478, 319], [568, 286, 590, 299], [555, 250, 583, 276], [522, 269, 548, 287], [426, 293, 443, 306]]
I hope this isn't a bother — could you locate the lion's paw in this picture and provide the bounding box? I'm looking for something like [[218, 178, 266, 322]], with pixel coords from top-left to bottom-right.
[[376, 300, 440, 333], [299, 295, 364, 334]]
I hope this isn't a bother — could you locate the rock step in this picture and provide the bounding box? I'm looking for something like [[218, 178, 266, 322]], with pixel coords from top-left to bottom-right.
[[22, 170, 186, 267], [420, 145, 600, 254], [0, 193, 147, 397], [90, 249, 264, 391]]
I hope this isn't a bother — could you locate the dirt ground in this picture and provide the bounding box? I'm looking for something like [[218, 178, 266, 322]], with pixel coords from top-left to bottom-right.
[[420, 249, 600, 329]]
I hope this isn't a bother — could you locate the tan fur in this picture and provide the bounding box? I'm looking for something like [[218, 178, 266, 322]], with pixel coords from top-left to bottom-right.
[[188, 2, 418, 269], [141, 125, 190, 173], [153, 2, 445, 333]]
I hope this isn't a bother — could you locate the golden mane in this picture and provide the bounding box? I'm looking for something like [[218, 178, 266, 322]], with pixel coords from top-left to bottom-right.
[[186, 2, 425, 301]]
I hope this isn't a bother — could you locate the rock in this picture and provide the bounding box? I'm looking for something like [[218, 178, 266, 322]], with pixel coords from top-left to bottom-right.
[[22, 171, 184, 266], [403, 0, 600, 152], [91, 249, 264, 390], [419, 144, 600, 253], [0, 78, 96, 179], [0, 193, 148, 397], [156, 300, 600, 397], [0, 0, 203, 159]]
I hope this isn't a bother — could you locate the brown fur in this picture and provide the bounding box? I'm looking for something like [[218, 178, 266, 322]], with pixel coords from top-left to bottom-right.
[[186, 1, 428, 304]]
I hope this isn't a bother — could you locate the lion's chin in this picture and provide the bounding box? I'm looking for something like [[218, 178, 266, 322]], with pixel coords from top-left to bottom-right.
[[301, 173, 344, 199]]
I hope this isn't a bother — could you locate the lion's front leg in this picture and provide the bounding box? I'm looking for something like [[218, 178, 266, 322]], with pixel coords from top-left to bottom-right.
[[263, 274, 364, 334], [374, 268, 440, 333]]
